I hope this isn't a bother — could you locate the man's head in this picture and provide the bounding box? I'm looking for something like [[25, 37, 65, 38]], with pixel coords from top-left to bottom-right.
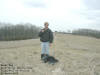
[[44, 22, 49, 29]]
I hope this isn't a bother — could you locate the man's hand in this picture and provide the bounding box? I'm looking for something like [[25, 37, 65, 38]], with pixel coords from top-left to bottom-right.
[[41, 29, 44, 32], [49, 43, 52, 47]]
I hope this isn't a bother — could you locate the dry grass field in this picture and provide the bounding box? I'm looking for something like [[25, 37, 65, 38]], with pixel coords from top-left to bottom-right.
[[0, 33, 100, 75]]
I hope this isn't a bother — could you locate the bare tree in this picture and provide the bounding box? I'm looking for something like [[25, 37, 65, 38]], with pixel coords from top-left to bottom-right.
[[0, 23, 40, 41]]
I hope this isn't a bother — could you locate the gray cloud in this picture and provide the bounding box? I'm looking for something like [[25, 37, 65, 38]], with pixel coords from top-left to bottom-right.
[[79, 0, 100, 27], [22, 0, 46, 8], [24, 2, 46, 8], [83, 11, 100, 20], [83, 0, 100, 10], [78, 9, 100, 30]]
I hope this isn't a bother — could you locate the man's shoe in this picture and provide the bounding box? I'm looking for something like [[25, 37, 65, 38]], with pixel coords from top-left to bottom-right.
[[41, 54, 45, 59]]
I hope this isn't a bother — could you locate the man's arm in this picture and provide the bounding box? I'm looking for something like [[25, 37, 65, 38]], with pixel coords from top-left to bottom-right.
[[38, 29, 44, 37], [49, 30, 53, 43]]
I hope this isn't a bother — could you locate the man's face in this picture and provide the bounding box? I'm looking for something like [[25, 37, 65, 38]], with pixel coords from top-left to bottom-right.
[[44, 23, 49, 28]]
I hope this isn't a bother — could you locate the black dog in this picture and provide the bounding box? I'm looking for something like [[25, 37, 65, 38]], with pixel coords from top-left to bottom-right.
[[47, 56, 59, 64], [41, 55, 59, 64]]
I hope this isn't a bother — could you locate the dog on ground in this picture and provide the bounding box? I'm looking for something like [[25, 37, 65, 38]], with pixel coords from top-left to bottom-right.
[[41, 55, 59, 64]]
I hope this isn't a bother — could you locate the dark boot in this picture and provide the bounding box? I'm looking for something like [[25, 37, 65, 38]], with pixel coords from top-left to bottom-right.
[[42, 54, 49, 63], [41, 54, 44, 59]]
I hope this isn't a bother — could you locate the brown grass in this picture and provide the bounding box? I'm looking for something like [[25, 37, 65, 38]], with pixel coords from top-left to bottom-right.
[[0, 33, 100, 75]]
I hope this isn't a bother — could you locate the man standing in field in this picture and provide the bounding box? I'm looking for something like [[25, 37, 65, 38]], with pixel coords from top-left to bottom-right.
[[39, 22, 53, 59]]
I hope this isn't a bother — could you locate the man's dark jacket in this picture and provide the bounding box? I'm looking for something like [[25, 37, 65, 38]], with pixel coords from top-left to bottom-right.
[[38, 28, 53, 43]]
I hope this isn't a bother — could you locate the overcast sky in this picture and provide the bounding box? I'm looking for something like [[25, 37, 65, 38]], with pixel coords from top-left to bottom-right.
[[0, 0, 100, 31]]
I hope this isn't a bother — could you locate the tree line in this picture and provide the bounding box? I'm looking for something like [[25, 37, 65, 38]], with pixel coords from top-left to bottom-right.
[[0, 23, 41, 41], [72, 29, 100, 39]]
